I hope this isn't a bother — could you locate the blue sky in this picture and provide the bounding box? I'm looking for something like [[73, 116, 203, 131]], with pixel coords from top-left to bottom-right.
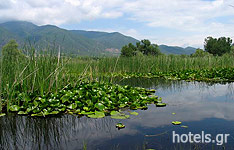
[[0, 0, 233, 48]]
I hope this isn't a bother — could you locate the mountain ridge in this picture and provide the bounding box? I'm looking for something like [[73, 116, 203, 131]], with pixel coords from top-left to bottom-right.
[[0, 21, 197, 55]]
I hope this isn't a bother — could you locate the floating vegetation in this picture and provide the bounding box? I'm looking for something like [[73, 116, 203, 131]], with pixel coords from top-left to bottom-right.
[[181, 125, 188, 128], [129, 111, 139, 116], [172, 113, 176, 115], [156, 103, 167, 107], [5, 81, 162, 118], [108, 67, 234, 82], [0, 113, 6, 117], [116, 123, 125, 129], [111, 111, 130, 119], [172, 121, 182, 125]]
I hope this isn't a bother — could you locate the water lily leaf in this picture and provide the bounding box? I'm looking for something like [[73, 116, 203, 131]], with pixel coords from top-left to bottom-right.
[[61, 95, 70, 103], [156, 103, 166, 107], [149, 89, 156, 93], [116, 123, 125, 129], [172, 121, 182, 125], [172, 113, 176, 115], [83, 107, 89, 111], [18, 111, 28, 115], [40, 98, 46, 103], [181, 125, 188, 128], [95, 103, 105, 111], [81, 111, 94, 115], [0, 113, 6, 117], [111, 115, 130, 120], [33, 100, 39, 107], [88, 111, 105, 118], [31, 112, 44, 117], [9, 105, 20, 112], [129, 112, 139, 116], [119, 104, 126, 108], [67, 103, 77, 109], [110, 111, 121, 116], [50, 111, 59, 115]]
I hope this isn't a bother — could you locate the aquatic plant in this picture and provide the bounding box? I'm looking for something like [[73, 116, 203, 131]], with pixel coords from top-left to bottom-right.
[[172, 121, 182, 125], [107, 67, 234, 82], [5, 81, 161, 118]]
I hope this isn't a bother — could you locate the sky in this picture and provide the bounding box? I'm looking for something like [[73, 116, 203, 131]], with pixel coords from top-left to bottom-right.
[[0, 0, 233, 48]]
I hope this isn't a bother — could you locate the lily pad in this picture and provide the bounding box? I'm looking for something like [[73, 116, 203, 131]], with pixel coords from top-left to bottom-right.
[[9, 105, 21, 112], [88, 111, 105, 118], [110, 111, 121, 116], [81, 111, 94, 115], [181, 125, 188, 128], [156, 103, 166, 107], [95, 103, 105, 111], [129, 112, 139, 116], [111, 115, 130, 120], [111, 111, 130, 119], [18, 111, 28, 115], [116, 123, 125, 129], [172, 121, 182, 125], [67, 103, 77, 109], [0, 113, 6, 117]]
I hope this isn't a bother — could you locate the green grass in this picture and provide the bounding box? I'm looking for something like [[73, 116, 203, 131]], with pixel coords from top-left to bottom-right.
[[67, 55, 234, 76]]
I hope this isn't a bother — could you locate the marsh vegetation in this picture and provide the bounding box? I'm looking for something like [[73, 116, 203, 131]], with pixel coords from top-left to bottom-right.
[[0, 37, 234, 149]]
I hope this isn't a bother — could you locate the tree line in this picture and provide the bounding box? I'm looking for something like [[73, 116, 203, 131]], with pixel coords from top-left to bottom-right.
[[121, 37, 233, 57]]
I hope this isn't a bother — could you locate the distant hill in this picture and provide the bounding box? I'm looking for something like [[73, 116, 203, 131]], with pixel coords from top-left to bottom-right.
[[0, 21, 197, 55], [159, 45, 197, 55], [0, 21, 138, 56]]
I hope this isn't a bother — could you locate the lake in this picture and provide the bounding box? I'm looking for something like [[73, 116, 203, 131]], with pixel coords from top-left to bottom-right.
[[1, 78, 234, 150]]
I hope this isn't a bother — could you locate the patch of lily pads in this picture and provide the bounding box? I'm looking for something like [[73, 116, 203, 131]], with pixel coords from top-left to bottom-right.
[[107, 67, 234, 82], [7, 81, 163, 118]]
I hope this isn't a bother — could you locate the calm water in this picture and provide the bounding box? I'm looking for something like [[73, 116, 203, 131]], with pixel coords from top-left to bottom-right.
[[1, 78, 234, 150]]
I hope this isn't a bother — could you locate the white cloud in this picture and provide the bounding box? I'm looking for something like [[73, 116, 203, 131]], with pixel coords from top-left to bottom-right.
[[0, 0, 233, 46], [0, 0, 124, 25]]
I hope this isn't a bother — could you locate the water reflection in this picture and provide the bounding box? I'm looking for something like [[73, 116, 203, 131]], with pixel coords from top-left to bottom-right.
[[1, 78, 234, 150]]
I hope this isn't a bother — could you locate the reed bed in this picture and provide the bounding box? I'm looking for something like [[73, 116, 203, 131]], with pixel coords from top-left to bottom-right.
[[1, 43, 234, 113], [68, 55, 234, 75]]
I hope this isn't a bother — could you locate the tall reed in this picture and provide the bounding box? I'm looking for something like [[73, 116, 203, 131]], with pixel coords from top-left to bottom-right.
[[0, 40, 72, 112]]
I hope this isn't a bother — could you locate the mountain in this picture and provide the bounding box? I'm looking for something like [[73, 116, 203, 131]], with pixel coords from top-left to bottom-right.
[[72, 30, 138, 50], [0, 21, 138, 56], [159, 45, 197, 55], [0, 21, 197, 55]]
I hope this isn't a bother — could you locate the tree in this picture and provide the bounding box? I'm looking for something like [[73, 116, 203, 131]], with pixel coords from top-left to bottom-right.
[[204, 37, 232, 56], [191, 48, 212, 57], [121, 39, 161, 57], [136, 39, 161, 56], [121, 43, 137, 57]]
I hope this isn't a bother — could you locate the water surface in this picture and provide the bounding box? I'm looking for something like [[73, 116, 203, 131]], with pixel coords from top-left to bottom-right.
[[1, 78, 234, 150]]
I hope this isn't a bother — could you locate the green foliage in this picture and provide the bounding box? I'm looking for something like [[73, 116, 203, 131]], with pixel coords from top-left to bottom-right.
[[1, 40, 23, 86], [109, 67, 234, 82], [230, 45, 234, 55], [136, 39, 161, 56], [0, 40, 71, 112], [6, 81, 162, 117], [204, 37, 232, 56], [121, 39, 161, 57], [121, 43, 137, 57], [191, 48, 212, 57]]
